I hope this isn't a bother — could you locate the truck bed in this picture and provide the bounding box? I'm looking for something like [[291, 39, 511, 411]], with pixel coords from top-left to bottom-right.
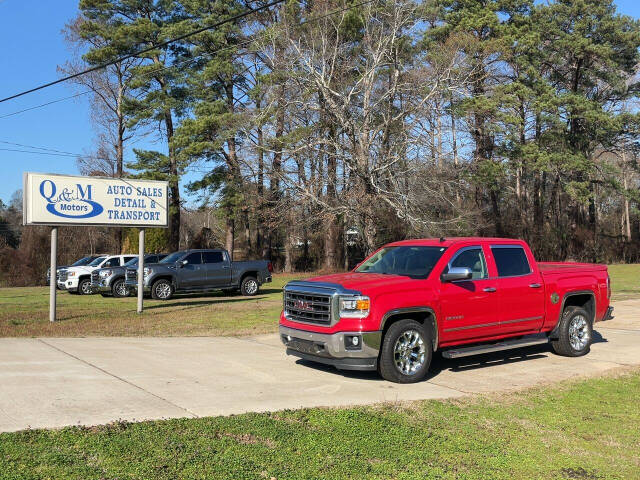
[[537, 261, 608, 275]]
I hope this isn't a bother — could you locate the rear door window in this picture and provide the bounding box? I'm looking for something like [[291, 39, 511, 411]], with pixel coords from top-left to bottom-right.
[[202, 251, 224, 264], [490, 246, 531, 277]]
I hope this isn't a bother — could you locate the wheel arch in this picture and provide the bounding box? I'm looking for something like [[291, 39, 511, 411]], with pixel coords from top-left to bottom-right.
[[380, 307, 438, 351], [550, 290, 596, 339], [240, 270, 258, 283], [151, 274, 175, 286]]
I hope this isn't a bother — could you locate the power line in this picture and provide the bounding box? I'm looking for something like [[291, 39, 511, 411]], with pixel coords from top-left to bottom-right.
[[0, 0, 286, 104], [0, 140, 83, 156], [0, 91, 90, 119], [0, 0, 376, 120]]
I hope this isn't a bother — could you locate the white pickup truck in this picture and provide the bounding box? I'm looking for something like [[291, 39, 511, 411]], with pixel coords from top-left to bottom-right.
[[58, 254, 136, 294]]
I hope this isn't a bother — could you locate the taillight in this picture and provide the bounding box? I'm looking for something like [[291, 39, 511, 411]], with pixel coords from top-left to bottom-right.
[[607, 275, 611, 299], [267, 262, 273, 273]]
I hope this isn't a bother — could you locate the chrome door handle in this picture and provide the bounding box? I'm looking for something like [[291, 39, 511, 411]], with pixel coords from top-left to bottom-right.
[[222, 265, 230, 269], [483, 287, 496, 293], [529, 283, 542, 288]]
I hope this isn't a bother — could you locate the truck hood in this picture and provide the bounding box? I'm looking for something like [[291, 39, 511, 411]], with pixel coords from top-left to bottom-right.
[[66, 265, 95, 274], [307, 272, 418, 295]]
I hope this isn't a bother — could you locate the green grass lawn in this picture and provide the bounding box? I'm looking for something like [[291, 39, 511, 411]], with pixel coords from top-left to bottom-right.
[[606, 264, 640, 300], [1, 369, 639, 479], [0, 273, 307, 337], [0, 265, 637, 338]]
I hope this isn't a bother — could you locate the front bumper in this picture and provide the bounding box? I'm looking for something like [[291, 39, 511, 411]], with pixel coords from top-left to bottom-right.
[[279, 325, 381, 371]]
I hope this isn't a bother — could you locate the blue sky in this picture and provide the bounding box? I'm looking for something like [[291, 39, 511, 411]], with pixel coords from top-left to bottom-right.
[[0, 0, 639, 205]]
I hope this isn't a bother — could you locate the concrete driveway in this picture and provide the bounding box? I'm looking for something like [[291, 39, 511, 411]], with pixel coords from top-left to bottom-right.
[[1, 299, 639, 433]]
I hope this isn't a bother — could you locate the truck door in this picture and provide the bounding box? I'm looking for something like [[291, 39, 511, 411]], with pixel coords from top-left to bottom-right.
[[489, 245, 545, 335], [202, 251, 231, 287], [179, 252, 206, 288], [439, 245, 501, 343]]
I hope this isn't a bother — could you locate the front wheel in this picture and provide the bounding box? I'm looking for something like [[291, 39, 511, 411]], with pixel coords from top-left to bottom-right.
[[378, 319, 432, 383], [111, 278, 129, 298], [551, 306, 593, 357], [151, 279, 174, 300], [240, 276, 259, 296], [78, 279, 92, 295]]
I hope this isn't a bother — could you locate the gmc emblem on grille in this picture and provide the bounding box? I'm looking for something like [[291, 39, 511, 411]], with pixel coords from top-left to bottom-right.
[[293, 299, 312, 311]]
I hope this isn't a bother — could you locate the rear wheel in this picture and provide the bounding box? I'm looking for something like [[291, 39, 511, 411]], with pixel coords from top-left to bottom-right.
[[551, 306, 592, 357], [240, 276, 259, 296], [379, 319, 432, 383], [78, 279, 92, 295], [111, 279, 129, 298], [151, 279, 174, 300]]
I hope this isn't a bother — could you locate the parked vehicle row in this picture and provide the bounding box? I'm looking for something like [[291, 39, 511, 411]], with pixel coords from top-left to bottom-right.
[[51, 248, 273, 299]]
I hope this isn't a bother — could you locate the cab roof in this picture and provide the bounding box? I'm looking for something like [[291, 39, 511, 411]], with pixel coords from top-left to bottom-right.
[[385, 237, 525, 248]]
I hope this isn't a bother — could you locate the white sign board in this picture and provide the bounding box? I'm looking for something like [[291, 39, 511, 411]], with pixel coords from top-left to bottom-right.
[[23, 172, 168, 227]]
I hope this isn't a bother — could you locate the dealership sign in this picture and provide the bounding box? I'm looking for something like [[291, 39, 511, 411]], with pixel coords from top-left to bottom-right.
[[23, 173, 168, 227]]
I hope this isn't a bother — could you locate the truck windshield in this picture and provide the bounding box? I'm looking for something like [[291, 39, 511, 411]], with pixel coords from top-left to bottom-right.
[[72, 256, 95, 267], [355, 246, 447, 279], [124, 257, 138, 267], [88, 256, 106, 266], [159, 252, 185, 264]]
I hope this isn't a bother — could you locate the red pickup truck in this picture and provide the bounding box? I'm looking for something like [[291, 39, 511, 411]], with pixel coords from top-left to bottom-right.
[[279, 237, 613, 383]]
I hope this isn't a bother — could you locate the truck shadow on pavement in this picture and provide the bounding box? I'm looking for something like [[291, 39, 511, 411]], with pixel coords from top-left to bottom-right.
[[295, 330, 609, 382]]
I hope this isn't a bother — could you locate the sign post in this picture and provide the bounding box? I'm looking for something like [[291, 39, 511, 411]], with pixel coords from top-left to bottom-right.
[[49, 227, 57, 322], [23, 172, 168, 321], [137, 228, 145, 314]]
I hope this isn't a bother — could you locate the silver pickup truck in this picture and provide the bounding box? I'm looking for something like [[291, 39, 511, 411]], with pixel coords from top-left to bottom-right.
[[125, 249, 273, 300], [92, 253, 168, 297]]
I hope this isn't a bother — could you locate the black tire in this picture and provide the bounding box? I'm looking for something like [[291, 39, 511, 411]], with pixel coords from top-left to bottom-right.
[[151, 279, 174, 300], [77, 278, 92, 295], [111, 278, 129, 298], [551, 306, 593, 357], [378, 319, 432, 383], [240, 276, 259, 296]]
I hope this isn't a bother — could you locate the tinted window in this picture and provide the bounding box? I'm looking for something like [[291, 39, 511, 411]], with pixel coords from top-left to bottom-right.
[[72, 256, 95, 266], [447, 248, 487, 279], [146, 256, 158, 264], [491, 246, 531, 277], [184, 252, 202, 265], [160, 252, 185, 264], [203, 251, 224, 264], [125, 257, 138, 267], [355, 246, 447, 278], [123, 256, 136, 263], [104, 258, 121, 267], [89, 256, 106, 266]]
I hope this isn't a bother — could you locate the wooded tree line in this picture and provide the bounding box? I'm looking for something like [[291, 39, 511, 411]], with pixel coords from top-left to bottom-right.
[[2, 0, 640, 285]]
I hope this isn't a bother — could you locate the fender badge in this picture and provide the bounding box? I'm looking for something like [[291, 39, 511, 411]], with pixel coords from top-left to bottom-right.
[[550, 293, 560, 304]]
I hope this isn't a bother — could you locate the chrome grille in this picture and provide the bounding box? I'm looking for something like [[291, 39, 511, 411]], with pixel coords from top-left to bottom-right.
[[58, 270, 68, 282], [91, 271, 99, 283], [284, 291, 332, 325], [126, 269, 137, 281]]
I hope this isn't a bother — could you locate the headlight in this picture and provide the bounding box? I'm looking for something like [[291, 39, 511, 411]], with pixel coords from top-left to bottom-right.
[[339, 295, 370, 318], [68, 271, 76, 277], [143, 267, 152, 277], [99, 269, 112, 277]]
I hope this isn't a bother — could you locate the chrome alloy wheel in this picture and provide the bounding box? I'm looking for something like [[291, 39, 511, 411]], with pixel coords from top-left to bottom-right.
[[156, 283, 172, 299], [393, 329, 426, 375], [568, 314, 590, 351], [245, 279, 258, 295], [115, 281, 128, 297], [80, 281, 92, 295]]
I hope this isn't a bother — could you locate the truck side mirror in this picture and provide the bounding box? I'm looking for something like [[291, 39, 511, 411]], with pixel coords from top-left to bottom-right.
[[441, 267, 472, 282], [178, 260, 187, 268]]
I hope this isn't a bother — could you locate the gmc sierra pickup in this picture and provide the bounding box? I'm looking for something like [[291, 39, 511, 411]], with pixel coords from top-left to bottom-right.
[[125, 248, 273, 300], [280, 237, 613, 383]]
